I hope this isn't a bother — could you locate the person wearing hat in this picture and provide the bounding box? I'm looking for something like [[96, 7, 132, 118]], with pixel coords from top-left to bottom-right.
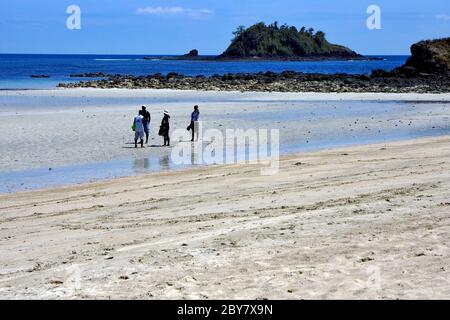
[[141, 105, 151, 144], [159, 110, 171, 146]]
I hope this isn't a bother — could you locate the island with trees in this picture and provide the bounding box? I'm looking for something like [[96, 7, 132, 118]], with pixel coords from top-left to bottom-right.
[[218, 22, 361, 60], [143, 22, 367, 61]]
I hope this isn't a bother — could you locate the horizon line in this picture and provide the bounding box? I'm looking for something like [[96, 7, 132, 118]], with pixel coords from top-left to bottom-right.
[[0, 52, 411, 57]]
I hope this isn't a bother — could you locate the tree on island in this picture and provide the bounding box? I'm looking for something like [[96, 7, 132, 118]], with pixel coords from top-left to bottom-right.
[[220, 22, 359, 59], [232, 25, 246, 40]]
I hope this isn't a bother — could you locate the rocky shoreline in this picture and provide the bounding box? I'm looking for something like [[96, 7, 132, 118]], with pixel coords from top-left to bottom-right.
[[57, 70, 449, 93], [142, 54, 381, 62], [57, 37, 450, 93]]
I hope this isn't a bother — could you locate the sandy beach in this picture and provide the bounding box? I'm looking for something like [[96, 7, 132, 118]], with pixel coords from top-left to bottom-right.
[[0, 134, 449, 299], [0, 89, 449, 299], [2, 0, 450, 304]]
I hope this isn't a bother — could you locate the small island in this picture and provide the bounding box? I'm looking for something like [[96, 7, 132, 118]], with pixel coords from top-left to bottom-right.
[[218, 22, 361, 60], [144, 22, 372, 62]]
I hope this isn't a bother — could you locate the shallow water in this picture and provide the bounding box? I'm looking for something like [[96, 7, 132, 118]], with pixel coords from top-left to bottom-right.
[[1, 121, 449, 194], [0, 154, 189, 193], [1, 95, 449, 193]]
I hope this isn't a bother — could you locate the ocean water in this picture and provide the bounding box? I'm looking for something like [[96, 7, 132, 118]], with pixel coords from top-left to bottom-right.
[[0, 54, 408, 89]]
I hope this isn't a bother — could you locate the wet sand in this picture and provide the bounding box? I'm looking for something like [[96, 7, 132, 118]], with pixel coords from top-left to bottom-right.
[[0, 135, 449, 299], [1, 89, 449, 174], [0, 89, 450, 193]]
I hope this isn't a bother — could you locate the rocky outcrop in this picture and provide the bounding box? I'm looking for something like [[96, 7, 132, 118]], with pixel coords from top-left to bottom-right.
[[58, 70, 449, 93], [183, 49, 199, 57], [404, 38, 450, 73], [69, 72, 107, 78], [371, 38, 450, 78]]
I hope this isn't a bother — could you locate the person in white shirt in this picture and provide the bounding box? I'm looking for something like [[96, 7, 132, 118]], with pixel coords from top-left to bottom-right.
[[132, 110, 145, 148]]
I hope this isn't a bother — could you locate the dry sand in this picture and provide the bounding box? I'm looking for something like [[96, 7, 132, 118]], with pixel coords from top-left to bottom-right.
[[0, 135, 449, 299]]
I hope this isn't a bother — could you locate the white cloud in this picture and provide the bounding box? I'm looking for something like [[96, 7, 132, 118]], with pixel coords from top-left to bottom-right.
[[436, 14, 450, 21], [136, 7, 214, 18]]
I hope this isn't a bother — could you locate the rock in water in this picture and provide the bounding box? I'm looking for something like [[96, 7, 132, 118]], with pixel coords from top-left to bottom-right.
[[183, 49, 199, 57]]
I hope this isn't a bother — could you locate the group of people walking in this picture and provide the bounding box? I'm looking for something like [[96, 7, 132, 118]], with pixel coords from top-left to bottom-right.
[[132, 105, 200, 148]]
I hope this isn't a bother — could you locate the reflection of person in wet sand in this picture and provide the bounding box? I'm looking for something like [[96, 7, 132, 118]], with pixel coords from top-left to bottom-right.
[[159, 154, 170, 169], [133, 158, 150, 173], [190, 144, 201, 165], [132, 110, 145, 148], [159, 110, 170, 147]]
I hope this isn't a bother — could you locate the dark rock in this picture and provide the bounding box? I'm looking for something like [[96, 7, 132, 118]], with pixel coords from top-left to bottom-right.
[[70, 72, 107, 78], [343, 78, 354, 85], [393, 66, 418, 78], [166, 72, 182, 79], [30, 75, 50, 78], [370, 69, 392, 78], [359, 74, 371, 81], [404, 38, 450, 73], [183, 49, 199, 57]]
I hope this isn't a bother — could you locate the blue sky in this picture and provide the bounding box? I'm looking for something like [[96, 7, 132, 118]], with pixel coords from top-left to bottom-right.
[[0, 0, 449, 55]]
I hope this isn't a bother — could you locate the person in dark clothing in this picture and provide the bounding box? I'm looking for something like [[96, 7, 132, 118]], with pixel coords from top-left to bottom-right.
[[188, 105, 200, 142], [160, 110, 170, 146], [141, 106, 151, 144]]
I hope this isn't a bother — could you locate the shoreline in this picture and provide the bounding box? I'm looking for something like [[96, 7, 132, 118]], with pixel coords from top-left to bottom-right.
[[56, 70, 450, 93], [2, 134, 448, 196], [143, 55, 381, 62], [1, 130, 449, 194], [2, 88, 450, 100], [1, 135, 449, 299]]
